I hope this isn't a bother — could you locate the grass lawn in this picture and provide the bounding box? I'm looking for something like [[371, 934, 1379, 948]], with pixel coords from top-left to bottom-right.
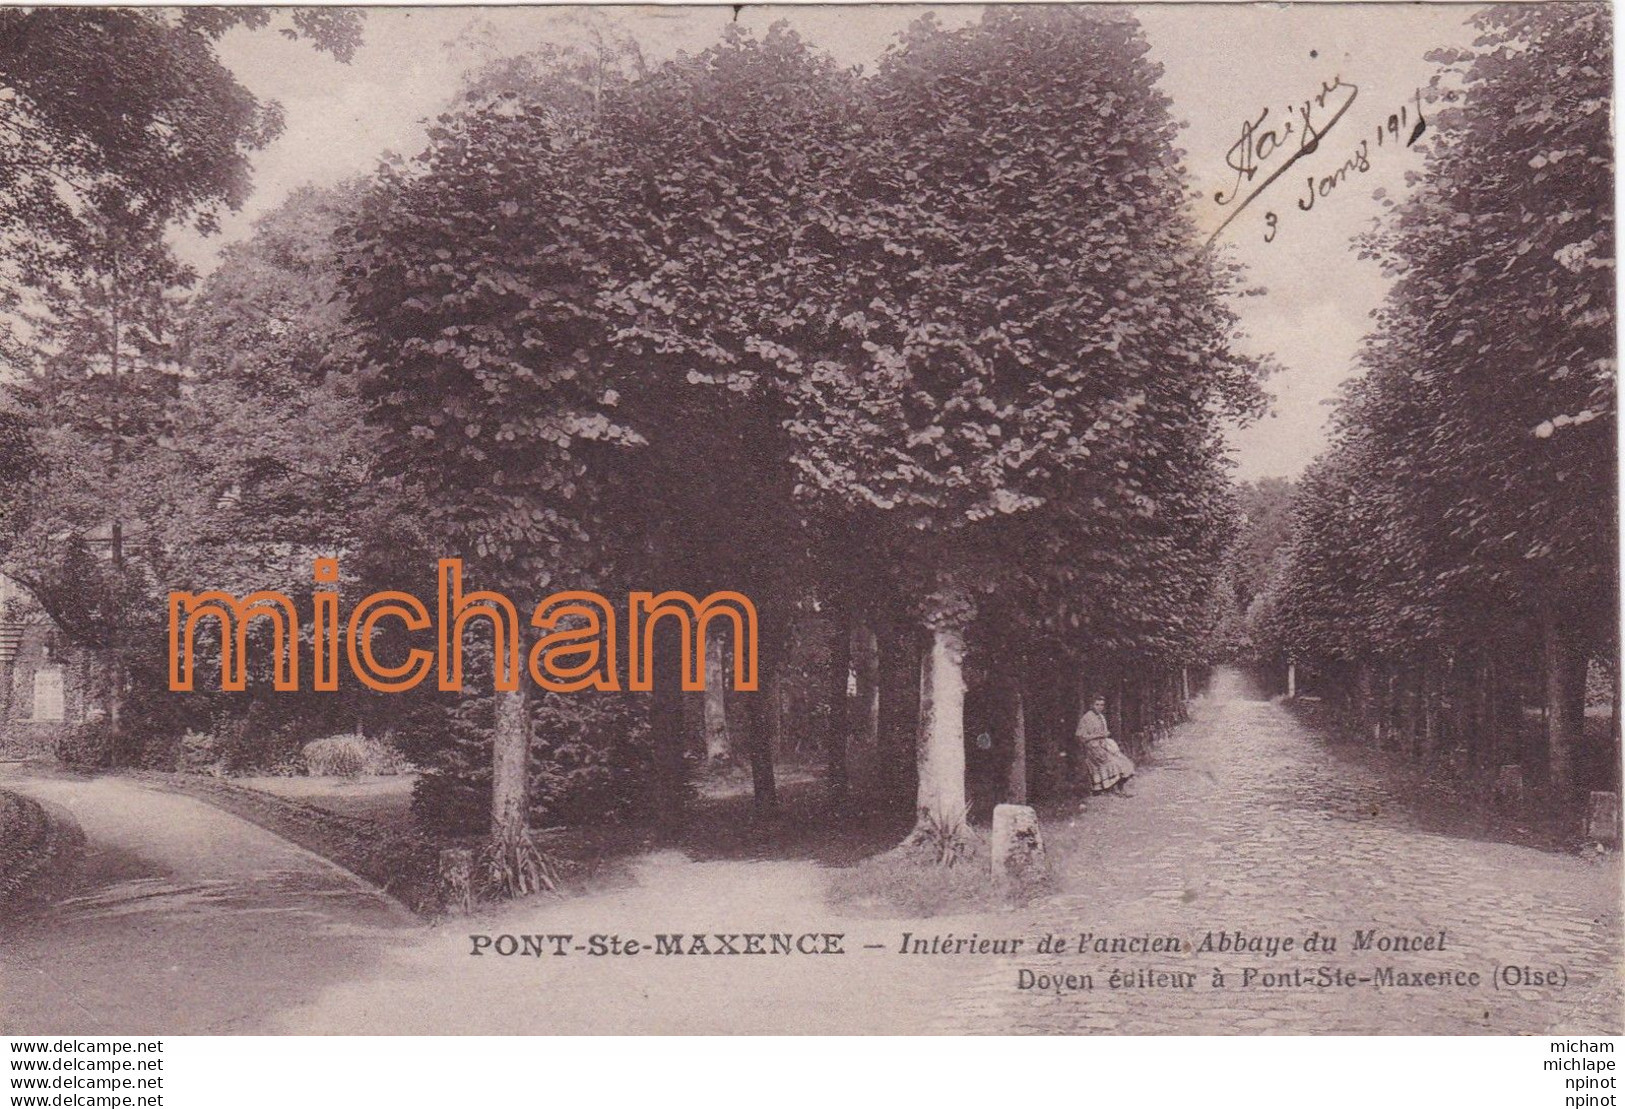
[[0, 786, 86, 912], [234, 774, 417, 829]]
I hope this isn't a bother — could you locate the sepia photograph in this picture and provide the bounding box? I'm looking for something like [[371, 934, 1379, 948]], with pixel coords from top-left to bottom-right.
[[0, 1, 1617, 1045]]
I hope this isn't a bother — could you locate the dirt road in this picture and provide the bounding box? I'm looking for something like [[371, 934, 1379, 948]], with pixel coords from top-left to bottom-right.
[[4, 671, 1619, 1034], [0, 774, 411, 1034]]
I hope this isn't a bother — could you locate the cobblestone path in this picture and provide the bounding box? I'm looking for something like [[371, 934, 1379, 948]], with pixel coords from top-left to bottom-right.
[[936, 669, 1622, 1034]]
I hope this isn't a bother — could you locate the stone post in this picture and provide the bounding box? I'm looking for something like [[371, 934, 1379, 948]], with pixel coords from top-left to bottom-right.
[[1586, 791, 1620, 846], [990, 803, 1047, 892], [1495, 764, 1525, 809]]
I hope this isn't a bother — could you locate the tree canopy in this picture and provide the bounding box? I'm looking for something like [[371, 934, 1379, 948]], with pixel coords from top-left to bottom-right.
[[1258, 4, 1614, 793]]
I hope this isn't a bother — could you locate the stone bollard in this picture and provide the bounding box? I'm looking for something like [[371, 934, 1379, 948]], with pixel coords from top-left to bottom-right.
[[1495, 764, 1525, 808], [438, 847, 475, 915], [1586, 791, 1620, 846], [990, 804, 1047, 892]]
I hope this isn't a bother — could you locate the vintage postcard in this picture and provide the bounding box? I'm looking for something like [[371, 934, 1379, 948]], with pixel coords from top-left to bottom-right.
[[0, 3, 1617, 1039]]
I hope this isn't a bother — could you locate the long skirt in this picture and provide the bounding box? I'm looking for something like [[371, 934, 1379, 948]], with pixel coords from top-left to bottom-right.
[[1082, 737, 1135, 793]]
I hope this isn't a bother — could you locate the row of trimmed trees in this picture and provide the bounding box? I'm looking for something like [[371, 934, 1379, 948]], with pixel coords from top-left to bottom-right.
[[2, 9, 1263, 871], [339, 8, 1263, 862], [1248, 5, 1617, 804]]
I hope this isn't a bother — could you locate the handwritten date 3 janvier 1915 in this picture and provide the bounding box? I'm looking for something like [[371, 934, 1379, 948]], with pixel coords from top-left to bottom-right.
[[1209, 75, 1427, 245]]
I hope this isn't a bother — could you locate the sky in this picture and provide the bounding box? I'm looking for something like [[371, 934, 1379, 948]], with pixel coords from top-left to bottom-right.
[[188, 3, 1485, 481]]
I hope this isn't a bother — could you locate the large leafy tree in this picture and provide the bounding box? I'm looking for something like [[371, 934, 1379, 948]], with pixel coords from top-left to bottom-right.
[[341, 34, 649, 872], [168, 182, 383, 593], [344, 11, 1266, 863], [0, 9, 362, 309], [585, 24, 864, 814], [782, 7, 1265, 844], [151, 183, 399, 749], [0, 9, 365, 753]]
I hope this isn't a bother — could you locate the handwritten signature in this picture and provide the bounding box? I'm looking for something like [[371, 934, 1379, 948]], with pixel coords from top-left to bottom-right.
[[1207, 77, 1427, 246]]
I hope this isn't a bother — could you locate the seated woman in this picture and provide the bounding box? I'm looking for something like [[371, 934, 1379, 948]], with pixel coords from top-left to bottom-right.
[[1076, 694, 1136, 798]]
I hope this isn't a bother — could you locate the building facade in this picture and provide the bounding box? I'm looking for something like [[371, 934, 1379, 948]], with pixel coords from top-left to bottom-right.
[[0, 575, 88, 759]]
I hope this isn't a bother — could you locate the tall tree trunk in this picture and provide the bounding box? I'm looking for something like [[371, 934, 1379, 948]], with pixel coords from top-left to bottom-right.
[[825, 615, 851, 803], [703, 627, 729, 763], [1450, 651, 1470, 761], [1031, 659, 1067, 801], [1485, 652, 1505, 768], [1357, 663, 1376, 743], [651, 619, 687, 835], [1543, 607, 1587, 798], [765, 664, 785, 758], [745, 684, 777, 814], [492, 684, 530, 849], [1382, 666, 1400, 751], [1421, 658, 1440, 761], [876, 621, 918, 803], [910, 625, 967, 840], [1474, 653, 1494, 768], [1605, 656, 1618, 787], [853, 621, 880, 748], [1489, 650, 1525, 772], [1007, 681, 1028, 805]]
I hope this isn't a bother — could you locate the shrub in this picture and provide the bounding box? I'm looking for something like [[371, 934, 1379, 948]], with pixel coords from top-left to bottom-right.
[[57, 719, 115, 770], [118, 676, 210, 768], [828, 835, 997, 918], [397, 689, 654, 837], [178, 728, 227, 775], [134, 730, 183, 771], [401, 696, 494, 835], [302, 733, 412, 778], [0, 789, 86, 912], [262, 753, 308, 777], [219, 704, 312, 774], [478, 831, 561, 898], [529, 692, 654, 826]]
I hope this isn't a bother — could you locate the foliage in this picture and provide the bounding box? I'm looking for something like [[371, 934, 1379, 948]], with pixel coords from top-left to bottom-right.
[[0, 789, 85, 913], [159, 181, 396, 610], [1265, 5, 1615, 666], [56, 718, 115, 770], [302, 734, 412, 778], [0, 8, 361, 300], [340, 47, 643, 591], [477, 830, 561, 898], [775, 9, 1266, 657], [399, 687, 655, 836]]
